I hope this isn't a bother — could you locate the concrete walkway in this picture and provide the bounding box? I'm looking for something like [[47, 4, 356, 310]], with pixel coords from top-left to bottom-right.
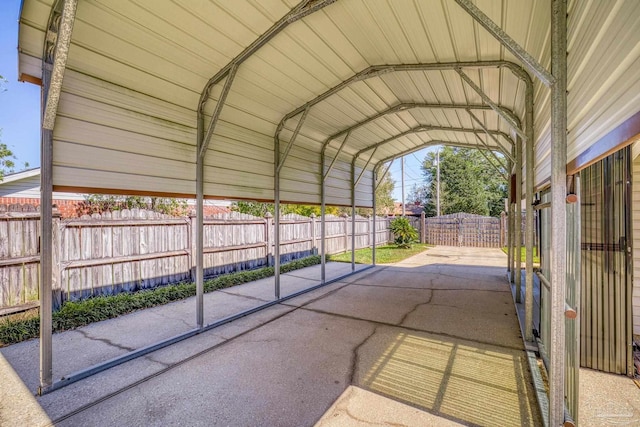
[[1, 247, 541, 426]]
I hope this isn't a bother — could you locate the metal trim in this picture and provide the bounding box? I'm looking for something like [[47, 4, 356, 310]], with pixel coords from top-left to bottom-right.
[[323, 102, 497, 145], [374, 140, 502, 169], [278, 106, 310, 173], [200, 64, 238, 159], [275, 61, 530, 143], [454, 0, 554, 87], [353, 125, 513, 159], [323, 131, 351, 182], [42, 0, 76, 131], [456, 69, 527, 141], [466, 109, 515, 161]]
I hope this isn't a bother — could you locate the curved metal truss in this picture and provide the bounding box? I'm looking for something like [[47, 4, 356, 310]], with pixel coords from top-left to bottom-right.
[[37, 2, 569, 422]]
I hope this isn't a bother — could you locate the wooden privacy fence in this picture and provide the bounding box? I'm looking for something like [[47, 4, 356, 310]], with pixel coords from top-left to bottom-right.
[[0, 206, 394, 309], [424, 213, 504, 247]]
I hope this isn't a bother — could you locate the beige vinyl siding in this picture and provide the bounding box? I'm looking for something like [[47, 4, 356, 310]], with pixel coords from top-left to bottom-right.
[[535, 1, 640, 188], [632, 145, 640, 336], [0, 175, 41, 198]]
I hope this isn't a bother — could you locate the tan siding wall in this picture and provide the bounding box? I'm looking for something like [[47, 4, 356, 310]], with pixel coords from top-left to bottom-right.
[[535, 2, 640, 187]]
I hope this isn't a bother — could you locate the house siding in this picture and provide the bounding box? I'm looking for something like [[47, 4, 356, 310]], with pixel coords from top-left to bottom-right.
[[632, 143, 640, 337]]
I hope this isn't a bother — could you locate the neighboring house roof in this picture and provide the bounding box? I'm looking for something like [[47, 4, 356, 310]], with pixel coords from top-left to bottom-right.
[[0, 167, 40, 184], [392, 202, 424, 217], [0, 167, 85, 200], [0, 168, 231, 214]]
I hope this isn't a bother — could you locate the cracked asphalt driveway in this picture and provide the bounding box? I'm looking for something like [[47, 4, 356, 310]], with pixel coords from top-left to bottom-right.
[[1, 246, 541, 426]]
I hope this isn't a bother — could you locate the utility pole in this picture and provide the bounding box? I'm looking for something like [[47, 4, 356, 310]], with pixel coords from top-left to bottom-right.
[[436, 148, 441, 217], [401, 156, 405, 216]]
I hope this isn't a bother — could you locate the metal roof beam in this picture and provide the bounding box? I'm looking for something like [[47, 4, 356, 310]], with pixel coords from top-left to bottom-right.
[[454, 0, 554, 87], [473, 134, 509, 179], [323, 130, 351, 182], [375, 159, 394, 191], [324, 102, 495, 144], [277, 61, 528, 134], [277, 106, 310, 173], [476, 145, 509, 180], [466, 109, 514, 159], [456, 68, 527, 141], [375, 140, 506, 171], [354, 125, 513, 159], [198, 0, 335, 115], [200, 64, 238, 159], [42, 0, 77, 131], [353, 147, 378, 188]]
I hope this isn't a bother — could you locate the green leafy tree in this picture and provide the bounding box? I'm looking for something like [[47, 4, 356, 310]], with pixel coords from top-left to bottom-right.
[[389, 217, 418, 248], [231, 201, 274, 217], [420, 147, 507, 217], [231, 201, 340, 217], [374, 173, 396, 215], [231, 172, 394, 217]]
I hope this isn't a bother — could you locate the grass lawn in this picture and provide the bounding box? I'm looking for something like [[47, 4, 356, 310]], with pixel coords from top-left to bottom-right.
[[502, 246, 540, 264], [329, 244, 430, 264]]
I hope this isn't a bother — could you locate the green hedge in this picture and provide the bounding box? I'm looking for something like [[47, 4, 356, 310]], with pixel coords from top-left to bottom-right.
[[0, 255, 322, 346]]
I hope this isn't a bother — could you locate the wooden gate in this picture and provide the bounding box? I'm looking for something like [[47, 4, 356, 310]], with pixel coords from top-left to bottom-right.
[[425, 213, 503, 248]]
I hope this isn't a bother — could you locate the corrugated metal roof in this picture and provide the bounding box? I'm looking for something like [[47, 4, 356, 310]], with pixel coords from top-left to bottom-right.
[[17, 0, 640, 206]]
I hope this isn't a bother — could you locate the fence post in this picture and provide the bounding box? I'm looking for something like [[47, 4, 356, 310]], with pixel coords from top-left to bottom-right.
[[500, 211, 506, 247], [52, 207, 62, 310], [310, 213, 317, 255], [265, 212, 274, 266], [367, 215, 372, 248], [341, 213, 349, 252], [420, 211, 426, 244], [189, 211, 196, 282]]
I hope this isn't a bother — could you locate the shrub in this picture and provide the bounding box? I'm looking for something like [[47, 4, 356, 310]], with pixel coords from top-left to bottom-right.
[[389, 217, 418, 248], [0, 255, 324, 346]]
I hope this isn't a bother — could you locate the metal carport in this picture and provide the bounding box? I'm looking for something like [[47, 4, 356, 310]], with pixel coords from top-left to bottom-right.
[[16, 0, 640, 425]]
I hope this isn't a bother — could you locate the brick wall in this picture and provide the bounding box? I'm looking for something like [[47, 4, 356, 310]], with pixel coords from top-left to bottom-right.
[[0, 197, 231, 218], [0, 197, 80, 217]]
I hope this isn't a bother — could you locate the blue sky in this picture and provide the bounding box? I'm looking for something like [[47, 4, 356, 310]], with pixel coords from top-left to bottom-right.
[[0, 0, 41, 171], [0, 0, 434, 201]]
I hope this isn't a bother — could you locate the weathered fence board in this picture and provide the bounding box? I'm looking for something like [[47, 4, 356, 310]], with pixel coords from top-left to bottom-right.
[[0, 209, 395, 308], [424, 213, 504, 248]]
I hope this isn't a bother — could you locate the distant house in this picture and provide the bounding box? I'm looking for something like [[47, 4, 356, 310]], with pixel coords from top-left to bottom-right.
[[391, 202, 424, 217], [0, 168, 231, 218]]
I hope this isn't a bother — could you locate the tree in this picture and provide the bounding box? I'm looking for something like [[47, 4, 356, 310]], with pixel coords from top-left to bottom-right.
[[407, 183, 429, 208], [78, 194, 188, 217], [374, 173, 395, 215], [231, 173, 395, 217], [231, 201, 340, 217], [420, 147, 507, 217]]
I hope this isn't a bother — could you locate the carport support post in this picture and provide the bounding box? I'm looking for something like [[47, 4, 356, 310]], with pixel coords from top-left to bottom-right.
[[39, 0, 78, 394], [515, 136, 523, 302], [549, 0, 568, 425], [372, 168, 377, 266], [524, 80, 535, 342], [320, 150, 326, 283], [351, 160, 356, 271], [274, 139, 281, 299]]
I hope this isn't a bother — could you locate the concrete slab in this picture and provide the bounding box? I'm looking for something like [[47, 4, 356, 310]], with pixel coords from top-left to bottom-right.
[[0, 246, 542, 426], [579, 368, 640, 426], [315, 386, 465, 426]]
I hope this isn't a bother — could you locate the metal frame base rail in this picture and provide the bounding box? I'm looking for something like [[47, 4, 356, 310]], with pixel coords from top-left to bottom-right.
[[39, 265, 374, 395]]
